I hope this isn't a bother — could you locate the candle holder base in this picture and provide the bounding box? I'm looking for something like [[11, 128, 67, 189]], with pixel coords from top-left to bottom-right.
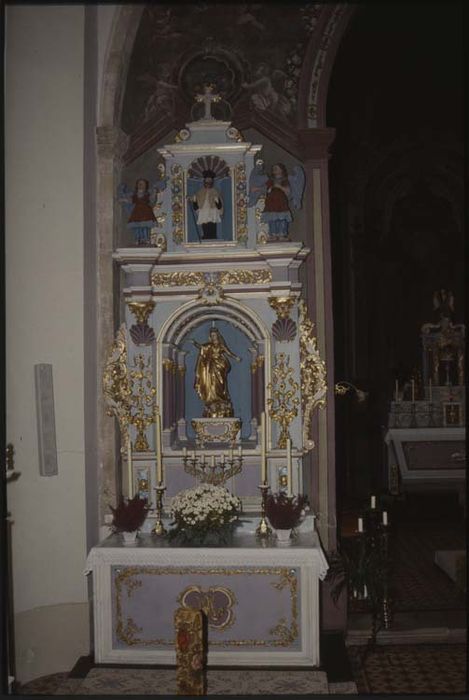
[[152, 484, 167, 537], [256, 483, 272, 539]]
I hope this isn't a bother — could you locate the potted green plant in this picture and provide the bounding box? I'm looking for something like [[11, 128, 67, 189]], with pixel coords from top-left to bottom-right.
[[265, 492, 308, 544], [110, 495, 149, 545]]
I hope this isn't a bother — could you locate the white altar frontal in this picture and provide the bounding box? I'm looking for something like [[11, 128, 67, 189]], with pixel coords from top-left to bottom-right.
[[86, 520, 327, 667], [93, 94, 329, 668]]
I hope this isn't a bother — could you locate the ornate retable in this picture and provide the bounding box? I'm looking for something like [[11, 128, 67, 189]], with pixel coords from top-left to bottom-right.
[[85, 528, 328, 667]]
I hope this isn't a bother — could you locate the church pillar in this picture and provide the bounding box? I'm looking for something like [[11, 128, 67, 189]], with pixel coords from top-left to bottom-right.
[[298, 128, 337, 551], [96, 125, 129, 525]]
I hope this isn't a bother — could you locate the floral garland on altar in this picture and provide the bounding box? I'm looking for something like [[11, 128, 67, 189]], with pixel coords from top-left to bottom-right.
[[170, 484, 241, 546]]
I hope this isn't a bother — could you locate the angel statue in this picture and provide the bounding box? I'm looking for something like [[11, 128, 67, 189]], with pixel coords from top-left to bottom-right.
[[248, 161, 305, 239], [118, 170, 167, 246]]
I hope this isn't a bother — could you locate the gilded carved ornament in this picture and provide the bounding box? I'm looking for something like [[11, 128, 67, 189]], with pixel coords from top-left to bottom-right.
[[127, 300, 155, 325], [114, 566, 298, 648], [128, 354, 157, 451], [298, 299, 327, 452], [268, 296, 295, 320], [267, 353, 300, 449], [102, 324, 132, 444]]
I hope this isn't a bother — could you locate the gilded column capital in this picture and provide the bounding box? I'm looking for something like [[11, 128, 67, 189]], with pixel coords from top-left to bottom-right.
[[127, 300, 155, 325], [268, 296, 296, 320]]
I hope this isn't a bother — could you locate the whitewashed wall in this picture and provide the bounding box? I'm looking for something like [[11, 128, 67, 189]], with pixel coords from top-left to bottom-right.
[[5, 4, 118, 684]]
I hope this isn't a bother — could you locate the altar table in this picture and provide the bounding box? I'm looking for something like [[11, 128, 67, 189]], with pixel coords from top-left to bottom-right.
[[85, 527, 328, 667]]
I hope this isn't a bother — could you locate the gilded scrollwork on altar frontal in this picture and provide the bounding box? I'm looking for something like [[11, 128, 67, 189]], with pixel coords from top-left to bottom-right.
[[177, 585, 236, 632], [171, 163, 184, 244], [113, 566, 298, 648], [103, 324, 132, 438], [267, 353, 300, 449], [234, 162, 248, 243], [298, 299, 327, 452]]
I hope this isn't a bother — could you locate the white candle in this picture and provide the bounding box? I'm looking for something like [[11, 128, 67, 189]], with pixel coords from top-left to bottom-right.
[[221, 452, 225, 464], [395, 379, 399, 402], [358, 517, 363, 532], [382, 511, 388, 526], [238, 445, 242, 458], [211, 455, 215, 468], [229, 448, 234, 461], [127, 436, 133, 499], [429, 378, 432, 402], [183, 447, 187, 459], [260, 412, 267, 483], [371, 495, 376, 509], [411, 379, 415, 403], [191, 450, 195, 461], [286, 438, 292, 497], [363, 585, 368, 599], [156, 412, 163, 485], [353, 589, 357, 599]]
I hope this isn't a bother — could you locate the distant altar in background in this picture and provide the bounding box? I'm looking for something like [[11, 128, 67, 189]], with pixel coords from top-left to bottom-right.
[[385, 291, 465, 505]]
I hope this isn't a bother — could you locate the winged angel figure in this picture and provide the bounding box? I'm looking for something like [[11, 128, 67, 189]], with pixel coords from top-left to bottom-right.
[[118, 168, 167, 246], [248, 161, 305, 239]]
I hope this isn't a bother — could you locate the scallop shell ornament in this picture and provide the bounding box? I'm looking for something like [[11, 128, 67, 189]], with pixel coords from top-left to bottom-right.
[[130, 323, 155, 346], [272, 318, 297, 342]]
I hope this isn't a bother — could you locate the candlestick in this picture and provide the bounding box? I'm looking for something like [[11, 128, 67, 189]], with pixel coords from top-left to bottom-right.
[[394, 379, 399, 402], [152, 484, 167, 536], [156, 411, 163, 484], [382, 511, 388, 526], [358, 517, 364, 533], [286, 438, 292, 497], [260, 412, 267, 483], [411, 379, 415, 403], [371, 495, 376, 509], [256, 483, 272, 538], [127, 435, 133, 499]]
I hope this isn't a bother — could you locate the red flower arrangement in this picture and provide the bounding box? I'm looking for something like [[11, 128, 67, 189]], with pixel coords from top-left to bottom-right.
[[110, 495, 149, 533], [265, 492, 308, 530]]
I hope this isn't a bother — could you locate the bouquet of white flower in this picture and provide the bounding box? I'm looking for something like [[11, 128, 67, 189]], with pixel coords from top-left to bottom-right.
[[170, 484, 242, 545]]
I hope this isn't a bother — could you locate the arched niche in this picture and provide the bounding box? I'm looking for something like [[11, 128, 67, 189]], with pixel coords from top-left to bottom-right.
[[157, 299, 270, 448]]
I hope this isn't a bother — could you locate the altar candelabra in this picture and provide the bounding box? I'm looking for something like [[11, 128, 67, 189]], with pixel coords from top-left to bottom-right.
[[182, 450, 243, 486], [348, 497, 393, 647]]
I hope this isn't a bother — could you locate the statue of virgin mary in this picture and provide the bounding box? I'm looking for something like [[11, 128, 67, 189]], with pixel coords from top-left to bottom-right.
[[191, 328, 241, 418]]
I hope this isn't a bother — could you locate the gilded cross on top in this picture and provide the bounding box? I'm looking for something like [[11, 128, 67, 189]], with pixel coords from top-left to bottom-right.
[[195, 84, 222, 120]]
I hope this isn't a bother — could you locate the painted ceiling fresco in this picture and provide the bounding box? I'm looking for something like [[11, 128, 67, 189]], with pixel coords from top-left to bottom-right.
[[121, 3, 323, 135]]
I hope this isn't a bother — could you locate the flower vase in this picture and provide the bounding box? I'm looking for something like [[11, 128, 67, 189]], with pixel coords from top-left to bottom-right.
[[276, 528, 292, 545], [122, 531, 138, 546]]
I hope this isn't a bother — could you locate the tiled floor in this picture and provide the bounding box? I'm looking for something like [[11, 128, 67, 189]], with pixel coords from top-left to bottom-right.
[[347, 643, 466, 694]]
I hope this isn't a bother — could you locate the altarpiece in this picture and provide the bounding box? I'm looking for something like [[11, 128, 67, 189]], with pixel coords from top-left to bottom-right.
[[87, 98, 328, 666]]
